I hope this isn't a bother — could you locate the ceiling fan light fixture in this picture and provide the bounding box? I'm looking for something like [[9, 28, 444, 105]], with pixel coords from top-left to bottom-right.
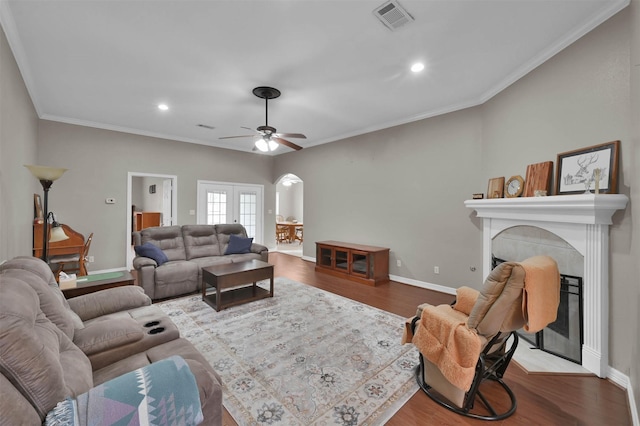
[[255, 138, 269, 152], [411, 62, 425, 73], [268, 139, 279, 151]]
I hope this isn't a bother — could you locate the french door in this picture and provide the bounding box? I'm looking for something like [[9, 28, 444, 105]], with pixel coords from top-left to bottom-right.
[[197, 181, 263, 243]]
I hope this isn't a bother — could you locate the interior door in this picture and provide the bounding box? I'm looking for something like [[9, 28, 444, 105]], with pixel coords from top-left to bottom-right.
[[197, 182, 263, 243]]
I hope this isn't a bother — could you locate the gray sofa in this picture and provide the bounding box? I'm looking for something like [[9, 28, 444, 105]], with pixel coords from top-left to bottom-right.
[[0, 256, 222, 425], [133, 223, 268, 300]]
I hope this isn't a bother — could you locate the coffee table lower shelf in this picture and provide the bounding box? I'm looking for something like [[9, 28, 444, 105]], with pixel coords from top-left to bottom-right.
[[203, 286, 271, 311]]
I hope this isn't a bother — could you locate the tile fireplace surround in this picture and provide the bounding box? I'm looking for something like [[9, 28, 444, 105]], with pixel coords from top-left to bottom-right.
[[465, 194, 628, 378]]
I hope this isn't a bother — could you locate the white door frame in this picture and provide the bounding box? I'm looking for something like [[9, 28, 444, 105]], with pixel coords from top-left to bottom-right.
[[126, 172, 178, 270], [196, 180, 264, 244]]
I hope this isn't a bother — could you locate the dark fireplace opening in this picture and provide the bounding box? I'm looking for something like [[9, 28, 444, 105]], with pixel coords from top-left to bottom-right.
[[492, 256, 583, 364]]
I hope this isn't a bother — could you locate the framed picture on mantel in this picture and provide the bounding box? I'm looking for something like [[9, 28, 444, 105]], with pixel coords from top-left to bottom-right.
[[556, 140, 619, 195], [487, 177, 504, 199]]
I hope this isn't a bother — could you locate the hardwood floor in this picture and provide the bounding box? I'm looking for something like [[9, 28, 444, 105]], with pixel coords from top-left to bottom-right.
[[220, 252, 631, 425]]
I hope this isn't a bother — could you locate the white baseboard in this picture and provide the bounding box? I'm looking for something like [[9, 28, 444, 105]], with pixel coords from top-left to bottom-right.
[[388, 274, 456, 295], [625, 375, 639, 426], [87, 267, 128, 275]]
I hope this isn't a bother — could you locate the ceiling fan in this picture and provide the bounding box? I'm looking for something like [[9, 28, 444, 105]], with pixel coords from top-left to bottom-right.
[[220, 86, 306, 152]]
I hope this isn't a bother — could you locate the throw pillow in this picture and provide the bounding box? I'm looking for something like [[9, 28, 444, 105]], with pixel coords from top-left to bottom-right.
[[224, 234, 253, 255], [134, 242, 169, 265]]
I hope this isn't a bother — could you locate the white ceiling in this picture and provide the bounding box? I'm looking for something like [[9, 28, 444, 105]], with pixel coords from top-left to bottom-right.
[[0, 0, 628, 155]]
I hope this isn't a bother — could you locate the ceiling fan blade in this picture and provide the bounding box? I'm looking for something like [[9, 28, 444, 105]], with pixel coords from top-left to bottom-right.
[[219, 134, 255, 140], [273, 137, 303, 151], [274, 132, 307, 139], [241, 126, 259, 132]]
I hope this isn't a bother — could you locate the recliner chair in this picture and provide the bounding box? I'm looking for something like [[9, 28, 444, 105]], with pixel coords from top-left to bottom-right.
[[404, 255, 560, 420]]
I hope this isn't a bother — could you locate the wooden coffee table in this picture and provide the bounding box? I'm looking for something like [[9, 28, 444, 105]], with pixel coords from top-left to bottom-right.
[[201, 259, 274, 311]]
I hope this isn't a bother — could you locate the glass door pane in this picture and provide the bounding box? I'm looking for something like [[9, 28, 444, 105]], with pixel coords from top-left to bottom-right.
[[318, 247, 332, 267], [206, 190, 229, 225], [350, 251, 368, 277], [335, 249, 349, 271]]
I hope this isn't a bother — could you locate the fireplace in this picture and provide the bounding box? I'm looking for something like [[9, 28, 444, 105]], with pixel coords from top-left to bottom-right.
[[493, 255, 583, 364], [465, 194, 628, 377]]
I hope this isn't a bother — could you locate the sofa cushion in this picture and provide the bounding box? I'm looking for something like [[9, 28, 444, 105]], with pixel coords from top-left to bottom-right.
[[224, 234, 254, 254], [0, 277, 93, 420], [182, 224, 222, 259], [140, 225, 186, 261], [66, 285, 151, 322], [154, 261, 200, 299], [134, 242, 169, 265], [73, 317, 145, 356], [0, 257, 81, 338]]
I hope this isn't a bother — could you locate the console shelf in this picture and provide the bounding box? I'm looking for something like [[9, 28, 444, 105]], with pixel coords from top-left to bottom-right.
[[315, 241, 389, 286]]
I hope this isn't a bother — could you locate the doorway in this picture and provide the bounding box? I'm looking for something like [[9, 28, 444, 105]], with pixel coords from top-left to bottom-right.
[[275, 173, 303, 257], [196, 181, 264, 244], [126, 172, 177, 270]]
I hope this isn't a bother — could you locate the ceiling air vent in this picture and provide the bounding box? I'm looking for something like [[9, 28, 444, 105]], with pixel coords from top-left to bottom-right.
[[373, 1, 414, 31], [196, 124, 215, 130]]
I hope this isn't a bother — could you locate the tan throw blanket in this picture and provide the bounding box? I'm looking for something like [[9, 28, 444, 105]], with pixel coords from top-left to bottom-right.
[[411, 304, 481, 392], [520, 255, 560, 333]]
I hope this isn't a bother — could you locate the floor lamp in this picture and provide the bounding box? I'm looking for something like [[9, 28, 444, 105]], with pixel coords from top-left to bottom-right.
[[25, 165, 68, 262]]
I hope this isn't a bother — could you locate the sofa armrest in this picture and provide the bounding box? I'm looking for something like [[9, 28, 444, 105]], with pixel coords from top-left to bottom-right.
[[73, 318, 144, 355], [45, 356, 203, 426], [250, 242, 268, 254], [133, 256, 157, 269], [251, 243, 269, 263], [67, 286, 151, 321]]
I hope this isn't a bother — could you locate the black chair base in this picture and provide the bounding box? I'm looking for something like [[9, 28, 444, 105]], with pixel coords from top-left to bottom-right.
[[415, 331, 519, 421]]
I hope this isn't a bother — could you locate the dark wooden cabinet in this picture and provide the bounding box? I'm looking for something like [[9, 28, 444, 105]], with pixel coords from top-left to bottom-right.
[[315, 241, 389, 286]]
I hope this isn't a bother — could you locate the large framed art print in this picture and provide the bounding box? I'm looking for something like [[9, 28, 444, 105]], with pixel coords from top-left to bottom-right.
[[555, 140, 619, 195]]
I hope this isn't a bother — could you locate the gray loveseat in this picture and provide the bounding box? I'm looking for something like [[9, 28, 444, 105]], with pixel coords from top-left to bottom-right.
[[0, 256, 222, 425], [133, 223, 268, 300]]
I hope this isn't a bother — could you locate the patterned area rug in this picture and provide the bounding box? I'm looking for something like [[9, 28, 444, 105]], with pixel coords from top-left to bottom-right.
[[157, 277, 418, 425]]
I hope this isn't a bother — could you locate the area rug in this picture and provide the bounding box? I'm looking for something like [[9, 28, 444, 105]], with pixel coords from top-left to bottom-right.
[[157, 277, 419, 425]]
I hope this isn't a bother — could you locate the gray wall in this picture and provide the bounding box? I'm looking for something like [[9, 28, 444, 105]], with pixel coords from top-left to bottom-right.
[[34, 120, 275, 271], [275, 107, 485, 287], [0, 24, 39, 262], [629, 0, 639, 416], [1, 5, 638, 416], [482, 9, 634, 375], [275, 7, 637, 387]]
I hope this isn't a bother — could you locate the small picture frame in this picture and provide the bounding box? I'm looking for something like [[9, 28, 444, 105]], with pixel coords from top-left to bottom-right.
[[487, 177, 505, 199], [149, 184, 156, 194], [555, 140, 620, 195], [33, 194, 43, 223]]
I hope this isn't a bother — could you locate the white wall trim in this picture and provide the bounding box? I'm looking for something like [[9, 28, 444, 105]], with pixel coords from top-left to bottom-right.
[[389, 274, 457, 296]]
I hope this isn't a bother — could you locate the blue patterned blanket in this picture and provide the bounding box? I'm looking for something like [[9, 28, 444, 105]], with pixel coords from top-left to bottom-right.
[[45, 356, 203, 426]]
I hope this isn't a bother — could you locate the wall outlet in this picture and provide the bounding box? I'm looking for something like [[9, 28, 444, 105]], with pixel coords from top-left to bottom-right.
[[434, 266, 440, 274], [87, 256, 95, 263], [396, 259, 401, 267]]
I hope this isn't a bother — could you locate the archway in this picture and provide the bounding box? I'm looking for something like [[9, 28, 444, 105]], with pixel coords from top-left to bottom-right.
[[275, 173, 303, 257]]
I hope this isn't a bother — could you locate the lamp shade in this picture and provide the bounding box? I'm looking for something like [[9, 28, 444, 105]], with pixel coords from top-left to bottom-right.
[[24, 165, 67, 181], [255, 138, 269, 152], [49, 224, 69, 243]]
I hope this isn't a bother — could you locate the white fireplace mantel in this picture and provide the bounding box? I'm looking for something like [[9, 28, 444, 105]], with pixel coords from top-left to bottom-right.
[[465, 194, 628, 377]]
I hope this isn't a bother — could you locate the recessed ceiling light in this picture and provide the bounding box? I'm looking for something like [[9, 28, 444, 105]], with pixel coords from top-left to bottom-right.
[[411, 62, 425, 73], [157, 104, 169, 111]]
